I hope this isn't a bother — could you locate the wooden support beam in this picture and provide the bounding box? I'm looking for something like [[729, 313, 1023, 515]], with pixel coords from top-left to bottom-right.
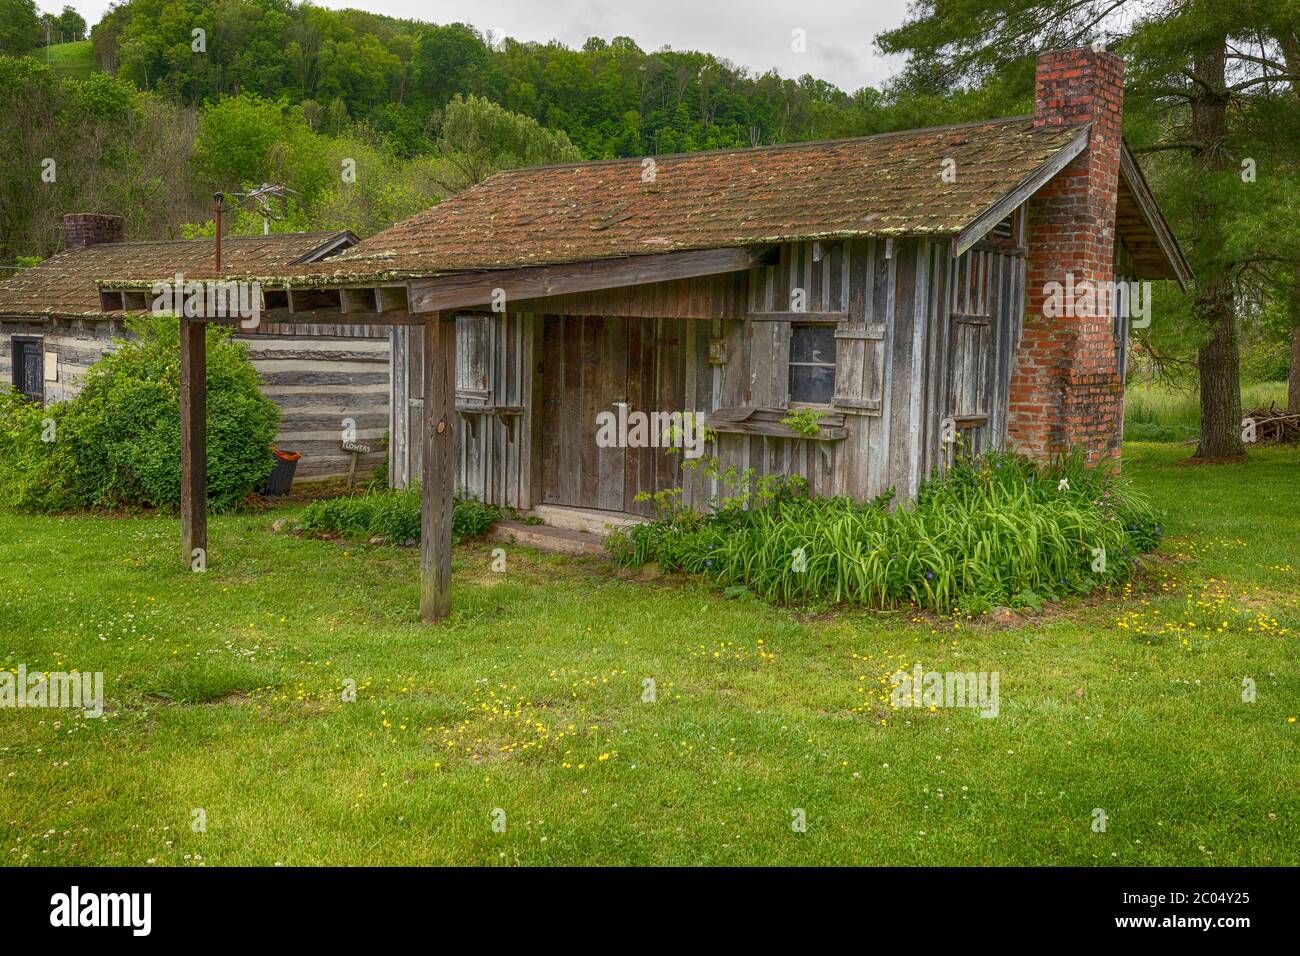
[[420, 311, 457, 623], [407, 245, 777, 313], [259, 307, 423, 326], [179, 317, 207, 570], [747, 310, 848, 323]]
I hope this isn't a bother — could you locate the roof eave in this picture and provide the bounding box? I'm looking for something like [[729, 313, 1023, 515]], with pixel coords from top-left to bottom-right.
[[953, 124, 1091, 256], [1118, 142, 1193, 291]]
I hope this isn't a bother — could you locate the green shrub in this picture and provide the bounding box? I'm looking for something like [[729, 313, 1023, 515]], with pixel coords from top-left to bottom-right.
[[0, 387, 73, 511], [0, 314, 278, 512], [297, 485, 500, 544], [606, 450, 1164, 613]]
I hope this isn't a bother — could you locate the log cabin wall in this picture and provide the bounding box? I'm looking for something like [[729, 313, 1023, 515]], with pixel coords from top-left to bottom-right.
[[391, 235, 1026, 511], [0, 317, 390, 481], [0, 317, 127, 405], [234, 323, 390, 481]]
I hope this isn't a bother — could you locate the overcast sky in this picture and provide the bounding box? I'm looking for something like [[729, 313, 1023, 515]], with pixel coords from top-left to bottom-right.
[[63, 0, 912, 92]]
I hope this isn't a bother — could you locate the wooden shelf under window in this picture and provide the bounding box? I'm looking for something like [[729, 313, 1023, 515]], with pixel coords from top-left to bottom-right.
[[704, 406, 847, 441]]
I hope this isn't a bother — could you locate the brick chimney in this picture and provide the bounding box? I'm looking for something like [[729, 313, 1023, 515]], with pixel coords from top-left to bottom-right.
[[63, 213, 125, 250], [1007, 47, 1126, 463]]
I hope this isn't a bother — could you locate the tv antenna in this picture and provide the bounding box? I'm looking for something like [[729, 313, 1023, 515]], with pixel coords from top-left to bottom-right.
[[228, 183, 300, 235]]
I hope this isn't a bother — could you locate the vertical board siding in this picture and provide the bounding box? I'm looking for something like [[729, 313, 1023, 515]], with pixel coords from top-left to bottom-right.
[[932, 241, 1025, 474], [395, 311, 536, 510], [390, 234, 1027, 513]]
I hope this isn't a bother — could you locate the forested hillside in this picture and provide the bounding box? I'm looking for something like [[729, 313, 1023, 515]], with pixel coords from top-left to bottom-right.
[[89, 0, 886, 157], [2, 0, 1031, 263]]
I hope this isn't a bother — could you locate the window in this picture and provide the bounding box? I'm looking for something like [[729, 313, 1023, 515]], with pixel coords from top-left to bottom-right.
[[788, 323, 836, 405]]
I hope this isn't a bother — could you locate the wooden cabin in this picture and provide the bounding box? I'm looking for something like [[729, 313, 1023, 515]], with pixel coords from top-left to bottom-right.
[[0, 220, 388, 481], [371, 48, 1186, 515], [101, 49, 1192, 578]]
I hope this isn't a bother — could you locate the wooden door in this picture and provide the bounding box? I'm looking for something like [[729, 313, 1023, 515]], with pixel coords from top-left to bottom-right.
[[541, 316, 685, 514], [12, 339, 44, 404], [542, 315, 626, 510]]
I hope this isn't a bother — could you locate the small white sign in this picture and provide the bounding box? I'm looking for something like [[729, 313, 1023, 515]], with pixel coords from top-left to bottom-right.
[[43, 351, 58, 382]]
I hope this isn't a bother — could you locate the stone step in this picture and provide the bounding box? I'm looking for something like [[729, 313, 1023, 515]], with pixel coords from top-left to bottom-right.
[[530, 504, 645, 537], [489, 521, 608, 558]]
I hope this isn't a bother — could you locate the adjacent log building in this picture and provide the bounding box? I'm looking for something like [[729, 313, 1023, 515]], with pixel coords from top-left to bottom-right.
[[0, 222, 386, 481]]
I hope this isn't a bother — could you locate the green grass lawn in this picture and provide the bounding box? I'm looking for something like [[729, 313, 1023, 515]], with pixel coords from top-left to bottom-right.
[[1, 443, 1297, 865]]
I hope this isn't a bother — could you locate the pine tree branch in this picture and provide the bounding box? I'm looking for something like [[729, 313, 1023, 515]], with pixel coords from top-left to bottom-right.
[[1131, 141, 1207, 154], [1226, 75, 1300, 92]]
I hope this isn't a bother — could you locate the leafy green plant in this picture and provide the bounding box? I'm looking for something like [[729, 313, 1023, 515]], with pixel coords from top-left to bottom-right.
[[0, 314, 278, 512], [780, 407, 824, 436], [607, 449, 1164, 613], [297, 485, 500, 545], [0, 386, 69, 511]]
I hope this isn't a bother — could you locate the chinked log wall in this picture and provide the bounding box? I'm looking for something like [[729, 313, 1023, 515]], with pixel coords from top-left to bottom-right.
[[235, 323, 390, 480], [0, 318, 389, 481], [389, 236, 1026, 509], [0, 318, 126, 405]]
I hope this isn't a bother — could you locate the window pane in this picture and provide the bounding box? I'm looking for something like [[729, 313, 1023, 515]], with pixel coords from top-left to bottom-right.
[[790, 325, 835, 364], [790, 364, 835, 405]]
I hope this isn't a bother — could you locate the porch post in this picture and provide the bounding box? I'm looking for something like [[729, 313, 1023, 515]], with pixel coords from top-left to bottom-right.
[[179, 317, 207, 569], [420, 311, 457, 622]]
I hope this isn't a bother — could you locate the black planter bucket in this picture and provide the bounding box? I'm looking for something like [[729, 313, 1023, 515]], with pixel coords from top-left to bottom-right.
[[263, 448, 300, 496]]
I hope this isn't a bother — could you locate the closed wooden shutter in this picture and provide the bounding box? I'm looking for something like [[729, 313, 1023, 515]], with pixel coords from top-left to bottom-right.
[[455, 314, 490, 407], [948, 251, 993, 419], [831, 324, 885, 414]]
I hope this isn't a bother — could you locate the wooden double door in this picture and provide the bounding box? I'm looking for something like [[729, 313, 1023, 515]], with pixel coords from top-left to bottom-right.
[[540, 315, 687, 516]]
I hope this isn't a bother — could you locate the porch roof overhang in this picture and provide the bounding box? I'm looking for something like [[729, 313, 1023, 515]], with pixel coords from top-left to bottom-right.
[[1116, 143, 1193, 290], [97, 244, 779, 324]]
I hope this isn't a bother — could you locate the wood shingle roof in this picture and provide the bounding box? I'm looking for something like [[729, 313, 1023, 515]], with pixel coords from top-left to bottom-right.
[[0, 232, 354, 318], [100, 116, 1093, 287]]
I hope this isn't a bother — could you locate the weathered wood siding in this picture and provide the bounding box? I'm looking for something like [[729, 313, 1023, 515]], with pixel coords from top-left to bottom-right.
[[735, 237, 950, 503], [390, 314, 539, 509], [926, 243, 1026, 473], [0, 318, 390, 481], [392, 234, 1026, 511]]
